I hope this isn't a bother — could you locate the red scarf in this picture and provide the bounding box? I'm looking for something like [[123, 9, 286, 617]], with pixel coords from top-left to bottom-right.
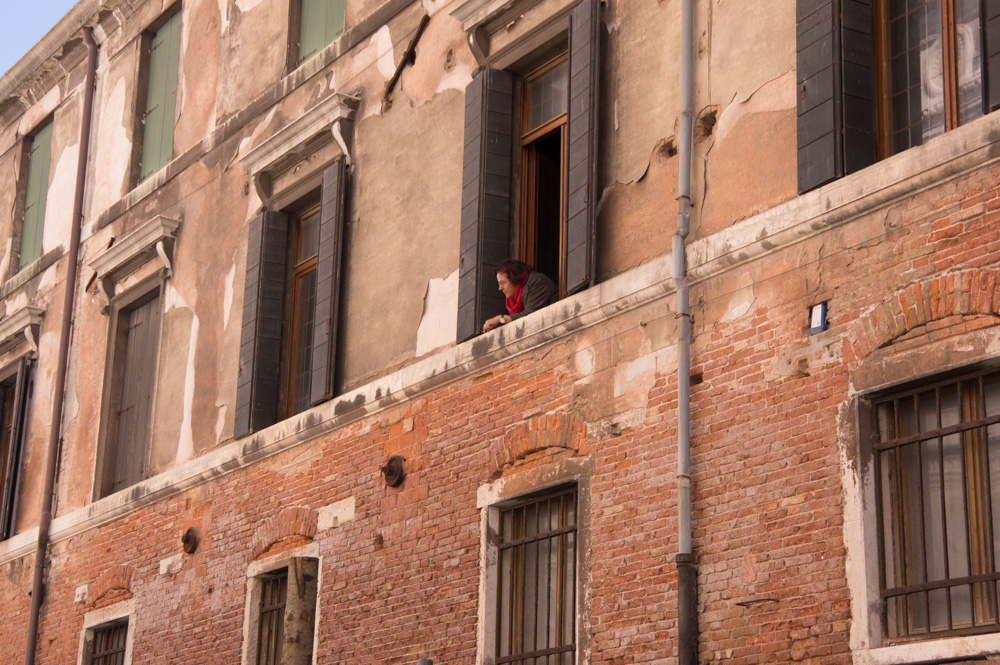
[[505, 271, 530, 314]]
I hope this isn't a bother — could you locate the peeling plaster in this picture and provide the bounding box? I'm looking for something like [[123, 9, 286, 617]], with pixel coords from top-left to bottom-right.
[[725, 272, 755, 320], [415, 269, 458, 357], [45, 143, 80, 255], [218, 0, 230, 33], [165, 285, 198, 463], [374, 26, 396, 79], [0, 238, 11, 281], [713, 71, 796, 144], [222, 262, 236, 331], [91, 77, 131, 214]]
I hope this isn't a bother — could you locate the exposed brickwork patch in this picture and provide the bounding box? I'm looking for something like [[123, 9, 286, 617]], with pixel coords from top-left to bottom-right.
[[489, 412, 586, 475], [853, 269, 1000, 359], [89, 565, 133, 607], [250, 506, 318, 560]]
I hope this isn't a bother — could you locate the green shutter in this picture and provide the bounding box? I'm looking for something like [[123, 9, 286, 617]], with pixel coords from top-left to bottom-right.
[[20, 120, 53, 269], [298, 0, 345, 64], [140, 11, 182, 181]]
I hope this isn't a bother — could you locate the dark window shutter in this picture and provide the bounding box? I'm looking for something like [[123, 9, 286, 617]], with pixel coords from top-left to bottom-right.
[[235, 211, 289, 438], [0, 358, 30, 541], [987, 0, 1000, 112], [796, 0, 875, 194], [797, 0, 841, 192], [457, 68, 513, 343], [565, 0, 601, 295], [309, 158, 348, 405]]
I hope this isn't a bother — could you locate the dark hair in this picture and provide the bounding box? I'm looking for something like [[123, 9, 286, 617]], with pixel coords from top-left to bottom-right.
[[495, 259, 532, 285]]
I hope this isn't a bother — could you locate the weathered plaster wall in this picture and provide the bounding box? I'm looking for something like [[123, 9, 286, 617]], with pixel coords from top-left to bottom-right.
[[341, 87, 465, 391]]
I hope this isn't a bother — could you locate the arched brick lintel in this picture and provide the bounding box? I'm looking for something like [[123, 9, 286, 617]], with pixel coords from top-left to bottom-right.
[[250, 506, 319, 560], [90, 564, 134, 606], [853, 269, 1000, 360]]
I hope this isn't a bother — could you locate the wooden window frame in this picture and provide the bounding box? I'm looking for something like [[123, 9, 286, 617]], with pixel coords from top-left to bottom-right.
[[94, 276, 165, 500], [872, 368, 1000, 642], [280, 200, 321, 419], [872, 0, 985, 159], [516, 53, 568, 298], [131, 5, 182, 186]]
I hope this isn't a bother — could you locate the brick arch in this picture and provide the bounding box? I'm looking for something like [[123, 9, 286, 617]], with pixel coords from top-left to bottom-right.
[[250, 506, 318, 560], [852, 269, 1000, 359], [89, 564, 133, 606], [489, 412, 586, 476]]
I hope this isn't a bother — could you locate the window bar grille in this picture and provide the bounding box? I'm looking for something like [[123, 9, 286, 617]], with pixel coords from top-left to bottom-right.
[[91, 622, 127, 665]]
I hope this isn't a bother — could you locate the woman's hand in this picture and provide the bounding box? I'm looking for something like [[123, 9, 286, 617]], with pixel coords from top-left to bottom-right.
[[483, 314, 505, 333]]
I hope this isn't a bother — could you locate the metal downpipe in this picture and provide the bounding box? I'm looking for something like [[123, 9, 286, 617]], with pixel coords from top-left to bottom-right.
[[674, 0, 697, 663], [23, 26, 97, 665]]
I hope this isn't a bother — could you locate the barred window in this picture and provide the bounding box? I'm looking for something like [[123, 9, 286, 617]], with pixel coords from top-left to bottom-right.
[[89, 620, 128, 665], [496, 486, 577, 664], [244, 557, 318, 665], [874, 369, 1000, 640]]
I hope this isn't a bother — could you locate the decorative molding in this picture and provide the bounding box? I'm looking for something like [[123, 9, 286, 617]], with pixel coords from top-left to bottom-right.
[[242, 93, 359, 192], [88, 215, 181, 313], [0, 306, 45, 358], [449, 0, 542, 32]]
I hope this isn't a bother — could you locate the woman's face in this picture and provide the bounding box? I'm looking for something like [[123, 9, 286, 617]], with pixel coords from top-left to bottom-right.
[[497, 272, 517, 298]]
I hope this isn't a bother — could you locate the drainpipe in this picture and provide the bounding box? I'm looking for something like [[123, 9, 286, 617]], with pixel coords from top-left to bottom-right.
[[23, 26, 97, 665], [673, 0, 696, 664]]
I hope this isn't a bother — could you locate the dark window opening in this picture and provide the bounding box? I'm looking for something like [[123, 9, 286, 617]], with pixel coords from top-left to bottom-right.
[[496, 486, 577, 665], [873, 369, 1000, 641], [0, 359, 29, 541], [89, 620, 128, 665], [257, 571, 288, 665]]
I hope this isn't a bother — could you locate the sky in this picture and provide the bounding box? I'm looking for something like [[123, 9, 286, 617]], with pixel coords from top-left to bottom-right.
[[0, 0, 81, 78]]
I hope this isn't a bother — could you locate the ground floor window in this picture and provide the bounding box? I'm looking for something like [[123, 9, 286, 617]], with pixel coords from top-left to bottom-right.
[[874, 368, 1000, 640]]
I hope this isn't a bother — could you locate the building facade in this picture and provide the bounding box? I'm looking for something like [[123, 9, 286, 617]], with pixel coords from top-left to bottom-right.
[[0, 0, 999, 663]]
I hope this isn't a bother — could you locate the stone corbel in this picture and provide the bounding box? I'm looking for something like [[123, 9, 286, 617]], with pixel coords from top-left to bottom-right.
[[332, 120, 352, 167], [88, 215, 182, 314], [469, 26, 489, 67], [0, 306, 45, 358]]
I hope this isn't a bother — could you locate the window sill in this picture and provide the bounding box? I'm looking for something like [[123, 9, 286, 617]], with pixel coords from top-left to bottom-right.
[[855, 633, 1000, 665], [0, 246, 64, 300]]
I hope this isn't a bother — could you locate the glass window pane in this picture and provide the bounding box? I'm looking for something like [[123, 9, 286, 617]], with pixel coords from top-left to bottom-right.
[[526, 60, 568, 132]]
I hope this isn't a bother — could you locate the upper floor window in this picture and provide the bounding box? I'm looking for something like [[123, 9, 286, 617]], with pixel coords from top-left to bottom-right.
[[18, 118, 53, 270], [97, 286, 163, 498], [873, 368, 1000, 641], [876, 0, 985, 156], [453, 0, 602, 342], [292, 0, 346, 66], [0, 357, 31, 541], [795, 0, 1000, 193], [136, 9, 182, 182]]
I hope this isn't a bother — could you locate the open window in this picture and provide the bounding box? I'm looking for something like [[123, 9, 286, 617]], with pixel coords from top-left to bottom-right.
[[453, 0, 602, 342]]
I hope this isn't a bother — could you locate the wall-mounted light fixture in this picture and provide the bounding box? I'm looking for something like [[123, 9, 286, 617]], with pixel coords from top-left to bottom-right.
[[809, 302, 827, 335], [381, 455, 406, 487]]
